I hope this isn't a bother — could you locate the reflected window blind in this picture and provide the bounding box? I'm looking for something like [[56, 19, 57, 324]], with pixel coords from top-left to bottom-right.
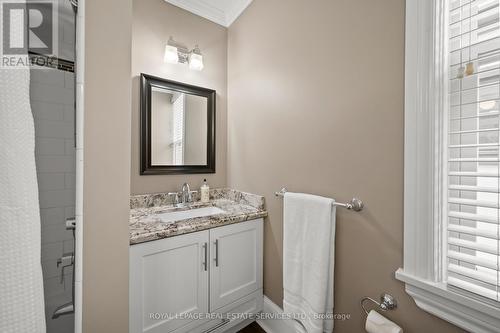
[[448, 0, 500, 301], [172, 94, 184, 164]]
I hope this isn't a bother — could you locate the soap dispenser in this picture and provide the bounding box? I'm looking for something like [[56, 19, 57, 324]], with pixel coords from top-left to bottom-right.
[[200, 179, 210, 203]]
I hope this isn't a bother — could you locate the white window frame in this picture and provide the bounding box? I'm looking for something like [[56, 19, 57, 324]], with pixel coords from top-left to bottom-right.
[[396, 0, 500, 332], [171, 93, 185, 165]]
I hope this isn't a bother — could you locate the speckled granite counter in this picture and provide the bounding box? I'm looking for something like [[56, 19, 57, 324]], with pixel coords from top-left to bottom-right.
[[130, 189, 267, 245]]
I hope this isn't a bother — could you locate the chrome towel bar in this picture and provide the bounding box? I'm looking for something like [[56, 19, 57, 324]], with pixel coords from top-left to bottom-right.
[[274, 187, 364, 212]]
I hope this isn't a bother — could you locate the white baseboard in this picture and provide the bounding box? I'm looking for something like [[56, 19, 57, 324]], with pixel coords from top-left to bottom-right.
[[256, 296, 296, 333], [222, 318, 254, 333]]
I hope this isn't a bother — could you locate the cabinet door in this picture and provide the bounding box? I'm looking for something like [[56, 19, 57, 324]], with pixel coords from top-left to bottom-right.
[[210, 219, 263, 311], [130, 231, 209, 333]]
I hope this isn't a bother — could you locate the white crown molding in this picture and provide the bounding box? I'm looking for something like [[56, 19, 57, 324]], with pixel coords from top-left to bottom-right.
[[224, 0, 253, 26], [164, 0, 253, 27], [165, 0, 226, 26]]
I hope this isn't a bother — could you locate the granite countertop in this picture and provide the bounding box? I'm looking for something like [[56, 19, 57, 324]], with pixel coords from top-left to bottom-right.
[[130, 188, 267, 245]]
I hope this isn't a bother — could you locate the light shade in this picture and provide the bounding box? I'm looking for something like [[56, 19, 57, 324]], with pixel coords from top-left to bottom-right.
[[480, 100, 496, 110], [164, 44, 179, 64], [189, 51, 204, 71]]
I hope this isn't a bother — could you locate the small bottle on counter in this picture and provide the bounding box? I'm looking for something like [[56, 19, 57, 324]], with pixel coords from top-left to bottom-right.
[[200, 179, 210, 203]]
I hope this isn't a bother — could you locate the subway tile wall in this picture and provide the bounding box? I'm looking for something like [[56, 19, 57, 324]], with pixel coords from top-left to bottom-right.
[[32, 66, 75, 333], [31, 2, 77, 332]]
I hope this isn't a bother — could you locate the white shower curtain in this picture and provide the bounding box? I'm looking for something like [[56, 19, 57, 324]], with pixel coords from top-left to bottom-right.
[[0, 45, 47, 333]]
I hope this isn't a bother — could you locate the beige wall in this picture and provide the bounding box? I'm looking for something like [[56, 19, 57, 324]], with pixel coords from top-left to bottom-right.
[[131, 0, 227, 194], [82, 0, 132, 332], [227, 0, 465, 332]]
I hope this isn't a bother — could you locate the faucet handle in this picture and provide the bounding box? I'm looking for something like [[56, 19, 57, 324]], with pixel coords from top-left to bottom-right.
[[188, 190, 198, 202], [167, 192, 179, 206]]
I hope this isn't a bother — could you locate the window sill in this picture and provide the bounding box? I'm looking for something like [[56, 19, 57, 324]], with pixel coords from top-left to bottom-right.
[[395, 269, 500, 333]]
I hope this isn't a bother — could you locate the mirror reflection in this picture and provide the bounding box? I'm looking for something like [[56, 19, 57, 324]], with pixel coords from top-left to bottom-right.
[[150, 88, 208, 166]]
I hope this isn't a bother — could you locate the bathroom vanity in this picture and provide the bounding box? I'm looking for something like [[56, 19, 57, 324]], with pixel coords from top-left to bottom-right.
[[129, 189, 267, 333]]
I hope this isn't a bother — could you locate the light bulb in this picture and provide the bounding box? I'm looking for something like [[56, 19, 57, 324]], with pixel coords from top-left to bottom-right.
[[189, 46, 204, 71], [480, 100, 496, 110], [465, 62, 474, 76], [164, 44, 179, 64]]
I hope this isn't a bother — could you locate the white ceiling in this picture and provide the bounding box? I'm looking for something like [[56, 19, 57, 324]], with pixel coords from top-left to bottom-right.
[[165, 0, 253, 27]]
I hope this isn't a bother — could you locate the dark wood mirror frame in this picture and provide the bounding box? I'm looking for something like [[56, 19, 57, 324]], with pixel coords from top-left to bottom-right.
[[140, 73, 216, 175]]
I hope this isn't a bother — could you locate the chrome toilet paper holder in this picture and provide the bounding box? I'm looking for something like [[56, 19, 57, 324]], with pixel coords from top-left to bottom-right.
[[360, 293, 397, 315]]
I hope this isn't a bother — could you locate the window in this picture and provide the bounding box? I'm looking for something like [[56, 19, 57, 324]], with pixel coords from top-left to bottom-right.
[[397, 0, 500, 331], [447, 0, 500, 302], [172, 93, 185, 165]]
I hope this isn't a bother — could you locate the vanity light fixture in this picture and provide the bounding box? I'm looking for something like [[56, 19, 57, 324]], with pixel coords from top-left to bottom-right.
[[163, 37, 204, 71]]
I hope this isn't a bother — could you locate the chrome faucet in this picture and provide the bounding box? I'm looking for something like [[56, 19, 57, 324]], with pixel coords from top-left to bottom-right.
[[181, 182, 193, 204], [168, 183, 197, 207]]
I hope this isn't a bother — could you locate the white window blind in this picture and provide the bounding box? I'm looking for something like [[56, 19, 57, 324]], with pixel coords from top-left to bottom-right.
[[172, 94, 185, 164], [448, 0, 500, 301]]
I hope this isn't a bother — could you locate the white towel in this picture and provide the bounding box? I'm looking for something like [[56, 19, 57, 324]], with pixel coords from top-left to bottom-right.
[[0, 60, 46, 330], [283, 192, 336, 333]]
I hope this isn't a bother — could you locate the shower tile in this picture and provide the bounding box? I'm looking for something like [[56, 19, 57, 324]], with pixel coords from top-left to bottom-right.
[[64, 72, 75, 90], [46, 311, 74, 333], [30, 81, 73, 105], [42, 242, 63, 262], [31, 101, 65, 121], [63, 104, 75, 123], [65, 206, 75, 220], [45, 289, 75, 332], [35, 119, 75, 139], [42, 259, 73, 279], [64, 173, 76, 189], [30, 68, 65, 86], [59, 42, 75, 63], [43, 276, 66, 299], [40, 207, 65, 226], [63, 239, 74, 253], [61, 15, 75, 45], [42, 222, 74, 244], [36, 155, 75, 173], [63, 271, 73, 292], [65, 139, 75, 155], [39, 189, 75, 209], [38, 173, 66, 191], [30, 5, 77, 328], [36, 137, 66, 156]]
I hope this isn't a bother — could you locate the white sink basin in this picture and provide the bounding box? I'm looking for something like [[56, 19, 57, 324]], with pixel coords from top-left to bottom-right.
[[148, 206, 225, 224]]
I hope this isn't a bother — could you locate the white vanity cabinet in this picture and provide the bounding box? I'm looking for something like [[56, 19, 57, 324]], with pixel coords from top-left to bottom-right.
[[130, 218, 263, 333], [210, 219, 263, 311], [129, 231, 210, 333]]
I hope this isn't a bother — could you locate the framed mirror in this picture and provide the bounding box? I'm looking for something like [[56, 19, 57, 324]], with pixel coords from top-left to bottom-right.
[[140, 74, 216, 175]]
